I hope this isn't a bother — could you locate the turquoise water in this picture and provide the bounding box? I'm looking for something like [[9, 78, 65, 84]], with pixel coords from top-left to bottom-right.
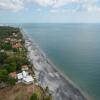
[[21, 23, 100, 100]]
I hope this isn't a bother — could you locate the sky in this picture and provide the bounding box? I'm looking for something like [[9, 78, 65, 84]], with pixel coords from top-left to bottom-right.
[[0, 0, 100, 23]]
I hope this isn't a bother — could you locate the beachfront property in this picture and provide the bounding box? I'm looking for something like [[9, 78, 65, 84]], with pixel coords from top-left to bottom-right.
[[12, 32, 18, 37], [21, 64, 29, 71], [9, 72, 17, 79], [12, 43, 22, 49], [8, 69, 34, 84], [8, 64, 33, 84], [17, 70, 34, 84]]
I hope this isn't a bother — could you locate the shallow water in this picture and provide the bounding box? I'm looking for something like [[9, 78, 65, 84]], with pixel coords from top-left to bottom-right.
[[19, 23, 100, 100]]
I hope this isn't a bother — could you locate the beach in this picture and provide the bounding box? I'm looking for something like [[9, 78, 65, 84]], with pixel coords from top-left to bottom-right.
[[22, 30, 89, 100]]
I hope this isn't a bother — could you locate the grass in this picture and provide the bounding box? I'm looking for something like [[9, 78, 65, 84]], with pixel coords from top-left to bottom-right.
[[34, 85, 45, 100]]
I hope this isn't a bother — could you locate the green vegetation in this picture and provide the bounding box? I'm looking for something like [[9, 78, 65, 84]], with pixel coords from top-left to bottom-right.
[[7, 77, 16, 85], [30, 93, 39, 100], [0, 52, 7, 64], [0, 69, 8, 82], [0, 26, 29, 86], [0, 26, 52, 100], [30, 86, 52, 100]]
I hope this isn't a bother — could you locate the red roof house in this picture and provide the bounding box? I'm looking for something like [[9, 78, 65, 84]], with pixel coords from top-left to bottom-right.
[[21, 65, 29, 71], [9, 72, 17, 79]]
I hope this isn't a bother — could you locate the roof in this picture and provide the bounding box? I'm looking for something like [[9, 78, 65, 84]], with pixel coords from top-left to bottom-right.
[[21, 65, 28, 68], [9, 72, 17, 78], [17, 73, 23, 79], [23, 75, 34, 83], [12, 43, 22, 48], [12, 32, 16, 34], [22, 71, 27, 77], [5, 38, 11, 41], [17, 71, 34, 84]]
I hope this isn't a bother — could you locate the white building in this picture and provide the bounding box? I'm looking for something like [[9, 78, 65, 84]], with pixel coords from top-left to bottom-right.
[[17, 73, 23, 80], [17, 71, 34, 84], [21, 65, 29, 71], [23, 75, 34, 84]]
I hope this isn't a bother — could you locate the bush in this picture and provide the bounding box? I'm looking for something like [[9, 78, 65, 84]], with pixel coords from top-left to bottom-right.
[[7, 77, 16, 85], [44, 97, 51, 100], [6, 63, 17, 73], [1, 43, 12, 50], [0, 52, 7, 64], [30, 93, 38, 100], [0, 69, 8, 81]]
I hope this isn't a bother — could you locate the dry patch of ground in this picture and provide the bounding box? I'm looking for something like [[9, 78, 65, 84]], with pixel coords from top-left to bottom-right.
[[0, 83, 34, 100]]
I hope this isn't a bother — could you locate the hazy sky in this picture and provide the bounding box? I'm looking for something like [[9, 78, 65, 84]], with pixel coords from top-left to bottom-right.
[[0, 0, 100, 23]]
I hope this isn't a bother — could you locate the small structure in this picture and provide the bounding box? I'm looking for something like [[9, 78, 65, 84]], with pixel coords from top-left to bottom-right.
[[17, 73, 23, 80], [22, 71, 28, 77], [23, 75, 34, 84], [0, 49, 4, 53], [12, 43, 22, 48], [5, 38, 11, 41], [12, 32, 18, 37], [4, 40, 9, 43], [9, 72, 17, 79], [17, 71, 34, 84], [21, 65, 29, 71], [10, 38, 17, 42], [18, 39, 22, 42]]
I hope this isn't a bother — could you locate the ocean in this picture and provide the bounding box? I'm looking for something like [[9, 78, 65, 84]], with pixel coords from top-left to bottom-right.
[[17, 23, 100, 100]]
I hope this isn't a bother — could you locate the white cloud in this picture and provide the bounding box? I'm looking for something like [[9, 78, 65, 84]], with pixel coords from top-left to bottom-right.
[[50, 9, 77, 13], [81, 0, 100, 12], [0, 0, 25, 12], [34, 0, 80, 8], [0, 0, 100, 12], [87, 5, 100, 12]]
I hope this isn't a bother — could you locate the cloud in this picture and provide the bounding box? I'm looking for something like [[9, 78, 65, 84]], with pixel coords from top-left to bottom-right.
[[0, 0, 24, 12], [0, 0, 100, 12], [87, 5, 100, 12], [34, 0, 80, 8], [81, 0, 100, 12], [50, 9, 76, 13]]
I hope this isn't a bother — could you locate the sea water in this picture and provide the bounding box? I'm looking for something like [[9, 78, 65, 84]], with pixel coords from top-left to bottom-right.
[[20, 23, 100, 100]]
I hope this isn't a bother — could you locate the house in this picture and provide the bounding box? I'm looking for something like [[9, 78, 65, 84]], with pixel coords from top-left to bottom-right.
[[12, 43, 22, 49], [17, 73, 23, 80], [10, 38, 17, 42], [23, 75, 34, 84], [9, 72, 17, 79], [5, 38, 11, 41], [0, 49, 4, 53], [12, 32, 18, 37], [17, 71, 34, 84], [4, 40, 9, 43], [21, 65, 29, 71], [22, 70, 28, 77], [18, 39, 22, 42], [5, 38, 11, 43]]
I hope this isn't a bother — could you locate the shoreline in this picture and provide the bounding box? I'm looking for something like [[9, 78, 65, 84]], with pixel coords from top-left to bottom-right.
[[21, 29, 92, 100]]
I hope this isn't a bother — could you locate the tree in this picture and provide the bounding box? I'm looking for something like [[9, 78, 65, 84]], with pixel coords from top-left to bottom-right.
[[30, 93, 38, 100], [0, 52, 7, 64], [45, 86, 49, 92], [0, 69, 8, 81], [8, 77, 16, 85], [1, 43, 12, 50], [44, 97, 51, 100], [6, 63, 17, 73]]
